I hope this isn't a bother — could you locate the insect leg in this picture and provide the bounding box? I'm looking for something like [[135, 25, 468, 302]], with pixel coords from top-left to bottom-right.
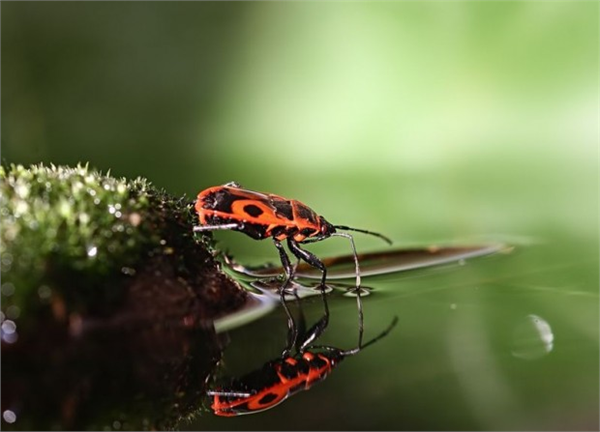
[[193, 223, 240, 232], [330, 232, 364, 347], [287, 238, 328, 286], [273, 238, 298, 356], [273, 238, 295, 285], [287, 239, 330, 351]]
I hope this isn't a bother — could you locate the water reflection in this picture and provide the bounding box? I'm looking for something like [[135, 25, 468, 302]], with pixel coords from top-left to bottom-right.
[[224, 244, 507, 280], [2, 242, 507, 429], [205, 243, 506, 418], [207, 288, 398, 416], [1, 307, 223, 430]]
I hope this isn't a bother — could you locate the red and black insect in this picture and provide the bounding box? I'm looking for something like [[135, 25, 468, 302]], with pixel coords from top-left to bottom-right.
[[193, 182, 392, 290], [206, 296, 398, 417]]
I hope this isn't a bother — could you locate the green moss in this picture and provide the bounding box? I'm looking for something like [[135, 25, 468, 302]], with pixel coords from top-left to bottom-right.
[[0, 163, 167, 315], [0, 163, 248, 430]]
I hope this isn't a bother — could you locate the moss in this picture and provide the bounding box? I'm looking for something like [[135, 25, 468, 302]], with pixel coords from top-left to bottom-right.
[[1, 163, 247, 430], [1, 163, 154, 303]]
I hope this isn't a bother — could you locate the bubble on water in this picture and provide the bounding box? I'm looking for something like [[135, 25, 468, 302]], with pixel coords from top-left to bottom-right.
[[511, 314, 554, 360]]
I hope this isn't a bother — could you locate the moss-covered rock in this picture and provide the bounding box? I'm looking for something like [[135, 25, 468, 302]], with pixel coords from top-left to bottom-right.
[[0, 163, 247, 430]]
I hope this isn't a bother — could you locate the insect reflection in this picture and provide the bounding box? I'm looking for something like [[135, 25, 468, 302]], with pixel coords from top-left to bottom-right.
[[207, 288, 397, 417]]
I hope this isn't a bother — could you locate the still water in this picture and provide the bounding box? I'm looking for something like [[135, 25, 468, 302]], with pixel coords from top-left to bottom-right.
[[190, 240, 599, 430]]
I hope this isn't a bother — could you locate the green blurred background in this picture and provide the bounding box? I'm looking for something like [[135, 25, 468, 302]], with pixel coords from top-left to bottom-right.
[[2, 2, 598, 430]]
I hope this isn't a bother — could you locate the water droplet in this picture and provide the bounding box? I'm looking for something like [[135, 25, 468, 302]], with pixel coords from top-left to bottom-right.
[[87, 246, 98, 258], [121, 267, 136, 276], [1, 283, 15, 296], [3, 410, 17, 423], [2, 320, 17, 334], [15, 183, 30, 198], [15, 201, 28, 216], [72, 181, 84, 194], [129, 212, 142, 227], [511, 314, 554, 360], [58, 199, 72, 217]]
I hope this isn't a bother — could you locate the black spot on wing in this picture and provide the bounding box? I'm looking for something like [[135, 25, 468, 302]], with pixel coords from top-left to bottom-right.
[[271, 199, 294, 221], [244, 204, 264, 217], [204, 189, 239, 212], [295, 203, 318, 224]]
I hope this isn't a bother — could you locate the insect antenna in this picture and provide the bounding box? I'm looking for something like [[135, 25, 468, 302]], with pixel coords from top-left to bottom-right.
[[340, 315, 399, 356], [309, 316, 398, 357], [333, 225, 392, 245]]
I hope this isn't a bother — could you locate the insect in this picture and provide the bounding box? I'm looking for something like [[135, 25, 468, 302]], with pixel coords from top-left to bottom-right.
[[193, 182, 392, 291], [206, 290, 398, 417]]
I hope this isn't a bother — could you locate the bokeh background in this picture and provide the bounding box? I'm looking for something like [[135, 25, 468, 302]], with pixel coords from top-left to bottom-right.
[[2, 2, 598, 430]]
